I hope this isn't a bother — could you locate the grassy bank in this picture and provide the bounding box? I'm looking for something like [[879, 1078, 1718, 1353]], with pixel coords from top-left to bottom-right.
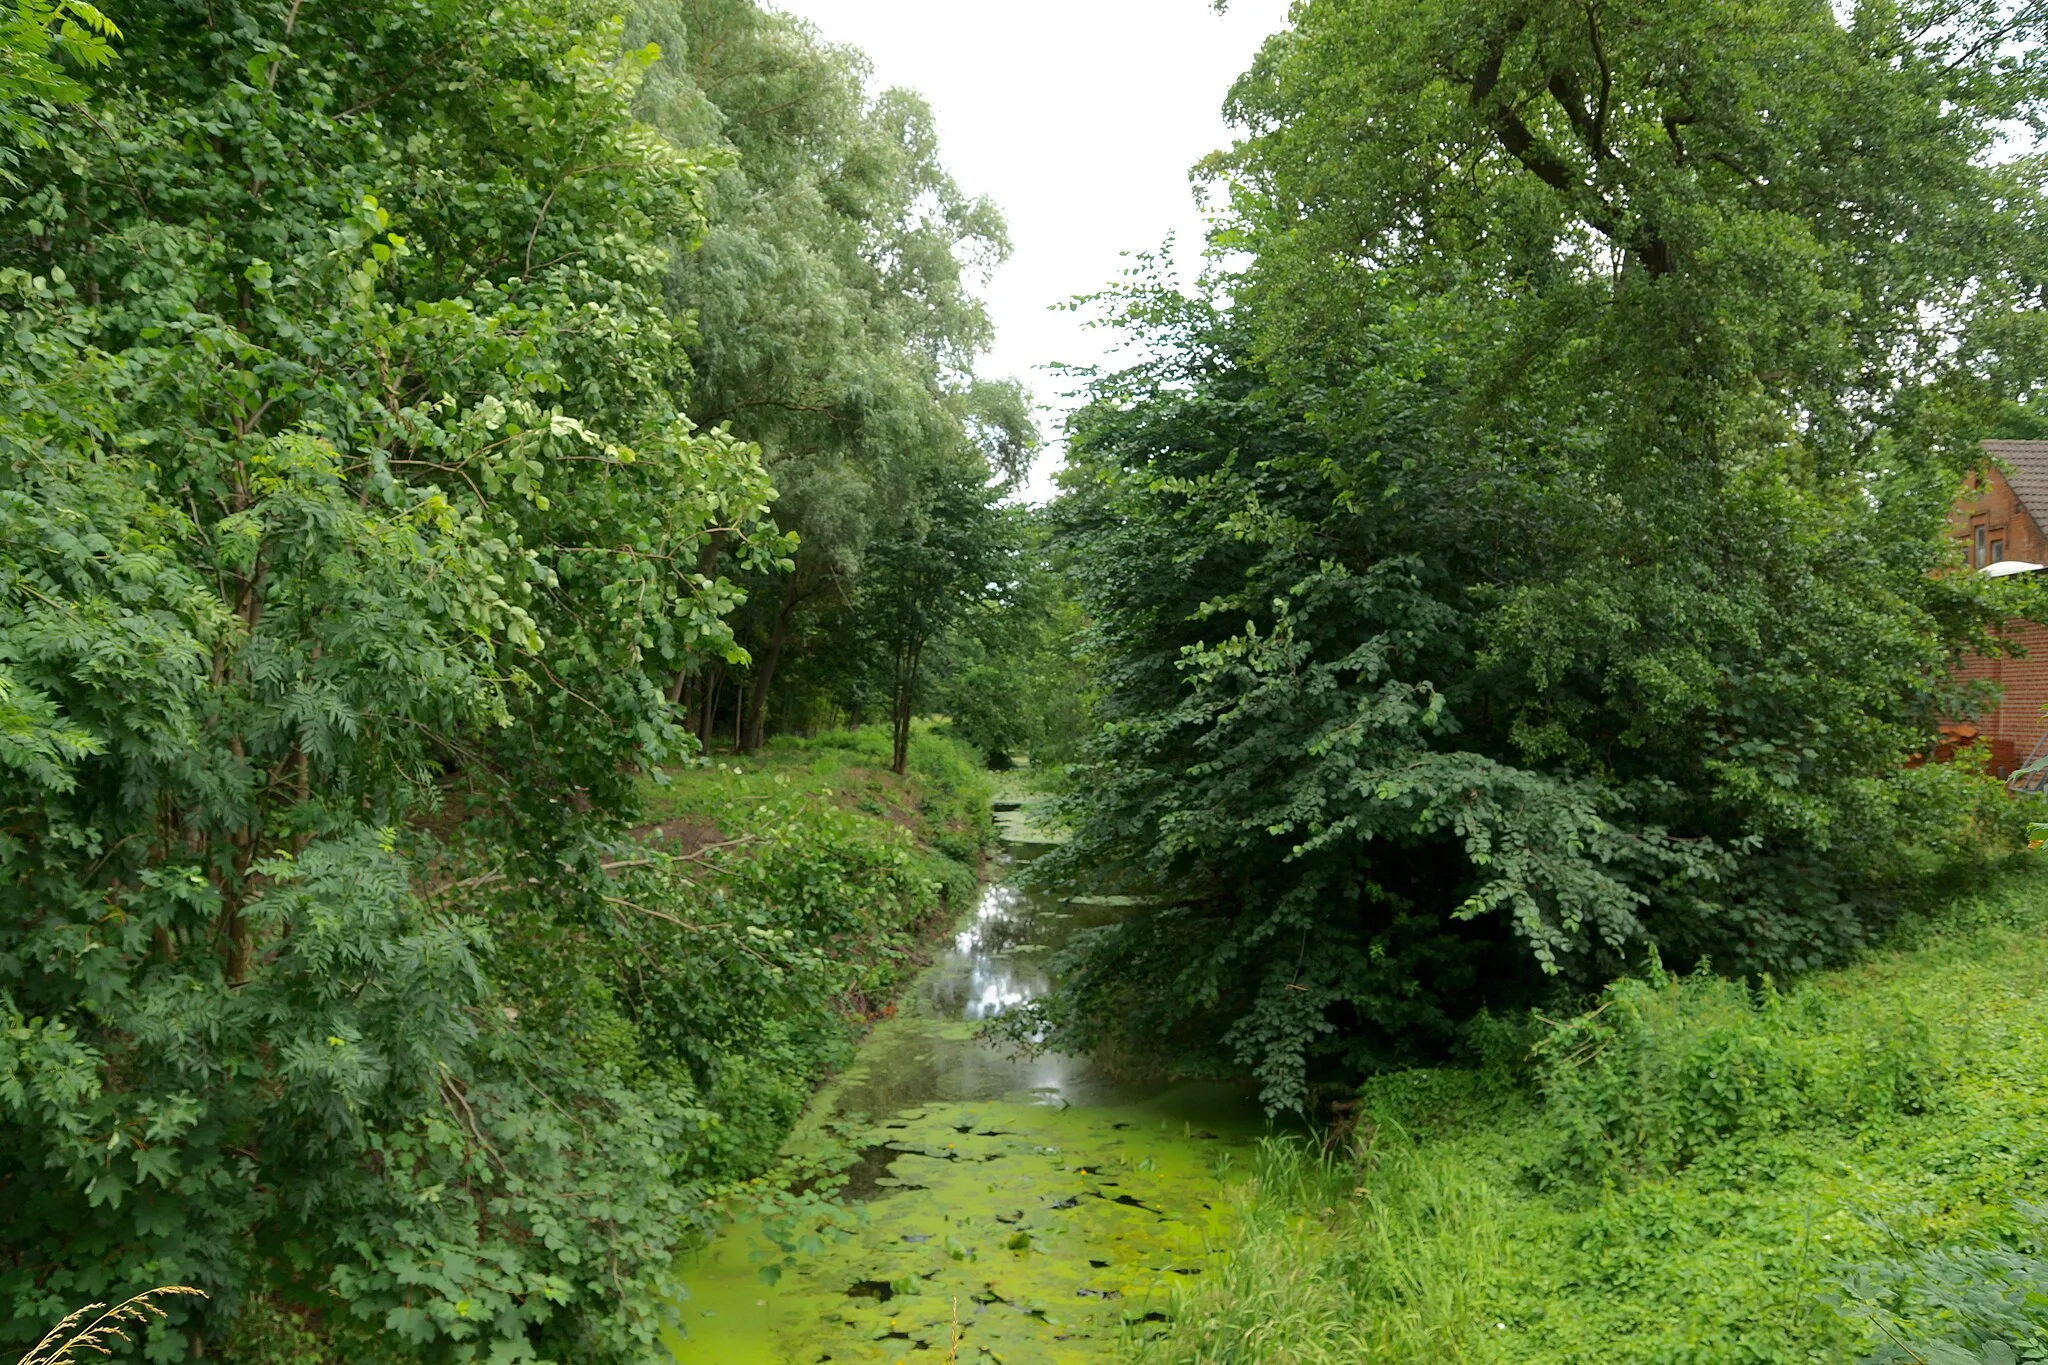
[[641, 723, 993, 913], [1131, 860, 2048, 1365], [603, 724, 996, 1169]]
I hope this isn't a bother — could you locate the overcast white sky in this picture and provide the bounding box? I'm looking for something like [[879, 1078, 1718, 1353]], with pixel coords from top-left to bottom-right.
[[770, 0, 1295, 496]]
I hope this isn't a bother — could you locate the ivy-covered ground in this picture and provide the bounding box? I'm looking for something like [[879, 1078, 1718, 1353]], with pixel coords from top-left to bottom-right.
[[1130, 859, 2048, 1365]]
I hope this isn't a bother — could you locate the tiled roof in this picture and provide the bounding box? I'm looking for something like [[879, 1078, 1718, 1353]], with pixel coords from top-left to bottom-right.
[[1982, 440, 2048, 524]]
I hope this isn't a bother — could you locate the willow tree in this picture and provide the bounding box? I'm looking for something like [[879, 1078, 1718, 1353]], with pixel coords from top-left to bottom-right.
[[628, 0, 1030, 752], [1029, 0, 2046, 1110]]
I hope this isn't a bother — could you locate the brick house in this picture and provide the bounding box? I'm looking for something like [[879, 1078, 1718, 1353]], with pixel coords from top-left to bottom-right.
[[1948, 439, 2048, 777]]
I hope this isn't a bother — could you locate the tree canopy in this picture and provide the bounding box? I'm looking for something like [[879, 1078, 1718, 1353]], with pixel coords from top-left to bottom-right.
[[0, 0, 1025, 1355], [1025, 0, 2048, 1111], [625, 0, 1035, 760]]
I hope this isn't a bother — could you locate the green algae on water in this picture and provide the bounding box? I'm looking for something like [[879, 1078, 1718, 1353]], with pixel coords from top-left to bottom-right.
[[669, 1098, 1247, 1363], [664, 839, 1266, 1363]]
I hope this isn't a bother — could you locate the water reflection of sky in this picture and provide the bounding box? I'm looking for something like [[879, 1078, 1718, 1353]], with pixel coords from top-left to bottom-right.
[[827, 846, 1108, 1113], [946, 882, 1045, 1019], [827, 845, 1269, 1124], [672, 843, 1279, 1365]]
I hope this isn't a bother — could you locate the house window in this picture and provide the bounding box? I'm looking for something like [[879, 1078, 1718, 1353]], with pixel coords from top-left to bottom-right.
[[1991, 536, 2006, 563], [1977, 524, 1988, 567]]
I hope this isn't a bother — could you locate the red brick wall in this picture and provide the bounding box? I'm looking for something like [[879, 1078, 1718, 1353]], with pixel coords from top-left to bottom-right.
[[1950, 463, 2048, 567], [1954, 620, 2048, 775], [1950, 463, 2048, 775]]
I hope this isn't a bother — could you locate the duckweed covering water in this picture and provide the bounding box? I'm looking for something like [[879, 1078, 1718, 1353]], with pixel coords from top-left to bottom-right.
[[667, 841, 1272, 1362]]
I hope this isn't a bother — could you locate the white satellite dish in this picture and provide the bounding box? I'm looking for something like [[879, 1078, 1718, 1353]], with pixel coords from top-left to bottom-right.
[[1982, 560, 2046, 577]]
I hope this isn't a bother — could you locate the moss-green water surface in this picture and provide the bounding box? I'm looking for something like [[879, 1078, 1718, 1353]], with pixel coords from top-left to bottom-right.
[[667, 843, 1270, 1363]]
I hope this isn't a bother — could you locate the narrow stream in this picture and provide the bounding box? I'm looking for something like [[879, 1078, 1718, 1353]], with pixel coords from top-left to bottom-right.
[[666, 815, 1269, 1363]]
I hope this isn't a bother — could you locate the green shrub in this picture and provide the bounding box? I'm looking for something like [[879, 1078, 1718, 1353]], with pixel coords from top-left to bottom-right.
[[1532, 962, 1946, 1185], [587, 725, 992, 1172]]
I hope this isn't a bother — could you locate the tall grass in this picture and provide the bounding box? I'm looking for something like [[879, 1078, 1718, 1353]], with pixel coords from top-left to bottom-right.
[[1129, 859, 2048, 1364], [16, 1290, 206, 1365], [1130, 1138, 1509, 1364]]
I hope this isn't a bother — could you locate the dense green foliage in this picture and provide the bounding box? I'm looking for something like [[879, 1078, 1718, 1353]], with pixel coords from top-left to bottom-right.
[[623, 0, 1038, 765], [0, 0, 1009, 1356], [1129, 863, 2048, 1363], [501, 725, 990, 1194], [938, 507, 1096, 770], [1030, 0, 2048, 1110], [14, 0, 2048, 1356], [0, 1, 116, 192]]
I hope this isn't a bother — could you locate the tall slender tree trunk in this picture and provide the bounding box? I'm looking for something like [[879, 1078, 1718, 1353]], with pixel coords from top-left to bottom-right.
[[740, 575, 802, 754], [891, 639, 923, 775], [696, 664, 723, 750], [891, 695, 911, 775], [682, 533, 728, 750]]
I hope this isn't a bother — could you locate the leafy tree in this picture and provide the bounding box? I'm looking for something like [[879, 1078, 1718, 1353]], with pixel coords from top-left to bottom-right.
[[938, 506, 1095, 769], [858, 454, 1009, 774], [0, 0, 1021, 1351], [626, 0, 1030, 754], [0, 0, 793, 1357], [0, 0, 116, 196], [1028, 0, 2045, 1110]]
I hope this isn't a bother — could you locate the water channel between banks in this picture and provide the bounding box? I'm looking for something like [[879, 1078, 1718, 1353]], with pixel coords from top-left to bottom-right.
[[666, 814, 1273, 1363]]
